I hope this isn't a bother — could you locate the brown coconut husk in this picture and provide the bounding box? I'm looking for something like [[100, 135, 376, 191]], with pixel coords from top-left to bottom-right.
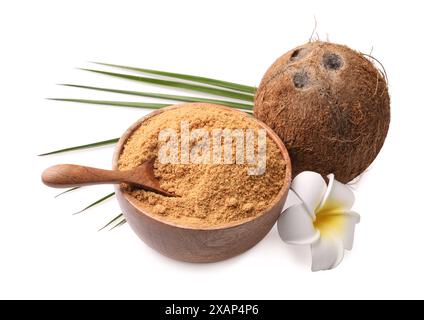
[[254, 41, 390, 183]]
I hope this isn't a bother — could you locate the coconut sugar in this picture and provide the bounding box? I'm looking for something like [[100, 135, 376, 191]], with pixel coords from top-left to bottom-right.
[[118, 104, 287, 227]]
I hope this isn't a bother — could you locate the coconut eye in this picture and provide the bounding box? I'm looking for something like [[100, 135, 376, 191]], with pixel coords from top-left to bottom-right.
[[323, 53, 343, 70], [293, 71, 309, 88], [290, 49, 303, 61]]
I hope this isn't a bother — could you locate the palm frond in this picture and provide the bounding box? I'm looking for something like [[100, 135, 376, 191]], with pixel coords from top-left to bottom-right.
[[55, 187, 80, 198], [49, 98, 168, 109], [39, 138, 119, 156], [51, 98, 252, 114], [93, 62, 257, 94], [61, 84, 253, 110], [98, 213, 126, 231], [74, 192, 115, 215], [110, 218, 127, 230], [81, 69, 254, 102]]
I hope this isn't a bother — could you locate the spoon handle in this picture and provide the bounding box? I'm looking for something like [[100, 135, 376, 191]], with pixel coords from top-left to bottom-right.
[[41, 164, 128, 188]]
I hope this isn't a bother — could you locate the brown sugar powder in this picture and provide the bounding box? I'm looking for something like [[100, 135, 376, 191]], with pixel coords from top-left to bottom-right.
[[118, 104, 287, 228]]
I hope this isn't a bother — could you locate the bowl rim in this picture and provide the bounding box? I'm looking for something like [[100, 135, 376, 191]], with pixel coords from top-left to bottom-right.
[[113, 103, 292, 231]]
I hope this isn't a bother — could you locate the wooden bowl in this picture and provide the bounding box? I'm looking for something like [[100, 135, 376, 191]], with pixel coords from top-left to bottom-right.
[[113, 104, 292, 262]]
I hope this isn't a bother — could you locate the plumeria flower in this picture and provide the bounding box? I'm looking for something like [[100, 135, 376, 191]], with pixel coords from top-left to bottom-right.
[[278, 171, 360, 272]]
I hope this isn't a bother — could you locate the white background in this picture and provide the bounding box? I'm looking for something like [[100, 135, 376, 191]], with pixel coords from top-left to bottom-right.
[[0, 0, 423, 299]]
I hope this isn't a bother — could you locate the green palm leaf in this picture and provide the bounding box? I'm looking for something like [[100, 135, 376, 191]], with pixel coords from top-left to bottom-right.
[[81, 69, 254, 102], [74, 192, 115, 215], [39, 138, 119, 156], [98, 213, 126, 231], [61, 84, 253, 110], [50, 98, 252, 114], [110, 218, 127, 230], [55, 187, 80, 198], [93, 62, 257, 94], [49, 98, 168, 109]]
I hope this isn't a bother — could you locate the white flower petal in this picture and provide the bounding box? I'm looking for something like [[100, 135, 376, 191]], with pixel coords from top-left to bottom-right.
[[311, 234, 344, 272], [278, 204, 319, 245], [282, 189, 303, 211], [318, 174, 355, 213], [291, 171, 327, 217], [339, 211, 360, 250]]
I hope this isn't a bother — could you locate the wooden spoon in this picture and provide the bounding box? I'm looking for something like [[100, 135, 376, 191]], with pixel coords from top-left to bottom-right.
[[41, 159, 175, 197]]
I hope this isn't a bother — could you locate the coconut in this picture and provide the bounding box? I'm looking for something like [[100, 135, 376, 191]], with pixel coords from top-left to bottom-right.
[[254, 41, 390, 183]]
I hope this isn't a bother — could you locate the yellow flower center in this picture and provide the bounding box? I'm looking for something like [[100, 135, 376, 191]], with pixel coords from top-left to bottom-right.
[[313, 200, 345, 238]]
